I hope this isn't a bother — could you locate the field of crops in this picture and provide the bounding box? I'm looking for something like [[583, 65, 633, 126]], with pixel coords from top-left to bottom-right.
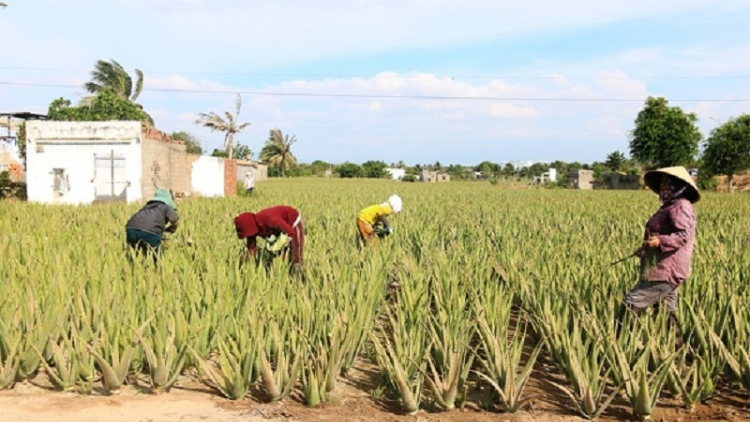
[[1, 178, 749, 420]]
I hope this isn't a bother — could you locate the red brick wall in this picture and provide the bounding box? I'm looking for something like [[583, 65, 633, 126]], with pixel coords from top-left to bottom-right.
[[224, 159, 237, 197]]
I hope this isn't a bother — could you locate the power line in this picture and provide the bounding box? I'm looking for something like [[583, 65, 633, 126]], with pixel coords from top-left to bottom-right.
[[1, 80, 748, 102], [0, 66, 748, 81]]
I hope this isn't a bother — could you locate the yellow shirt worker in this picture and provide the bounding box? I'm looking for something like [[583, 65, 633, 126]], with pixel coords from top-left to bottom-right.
[[356, 195, 403, 245]]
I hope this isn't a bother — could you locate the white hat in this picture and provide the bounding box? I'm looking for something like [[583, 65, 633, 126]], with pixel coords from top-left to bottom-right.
[[388, 195, 403, 213]]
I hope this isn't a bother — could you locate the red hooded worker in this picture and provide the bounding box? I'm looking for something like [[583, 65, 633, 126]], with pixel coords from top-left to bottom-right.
[[234, 205, 305, 270]]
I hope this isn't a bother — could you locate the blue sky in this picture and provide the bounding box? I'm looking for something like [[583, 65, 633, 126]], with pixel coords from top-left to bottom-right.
[[1, 0, 748, 166]]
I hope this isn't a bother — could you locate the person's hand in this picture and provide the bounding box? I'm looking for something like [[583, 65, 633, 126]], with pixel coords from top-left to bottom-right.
[[644, 235, 660, 249], [633, 247, 645, 258], [165, 225, 177, 233]]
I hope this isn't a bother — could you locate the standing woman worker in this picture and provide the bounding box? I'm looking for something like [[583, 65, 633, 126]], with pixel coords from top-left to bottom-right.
[[125, 189, 180, 255], [617, 166, 699, 346]]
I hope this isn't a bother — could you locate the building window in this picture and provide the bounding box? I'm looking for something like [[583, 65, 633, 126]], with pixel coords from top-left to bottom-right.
[[53, 168, 70, 195]]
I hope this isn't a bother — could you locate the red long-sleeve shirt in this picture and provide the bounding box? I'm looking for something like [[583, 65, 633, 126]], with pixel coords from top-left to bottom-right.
[[246, 206, 304, 264]]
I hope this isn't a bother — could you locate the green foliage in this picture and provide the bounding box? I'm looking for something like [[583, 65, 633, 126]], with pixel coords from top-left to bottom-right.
[[0, 171, 26, 200], [700, 114, 750, 192], [335, 162, 362, 178], [260, 129, 298, 177], [605, 150, 627, 171], [211, 142, 252, 159], [517, 162, 549, 179], [16, 122, 26, 163], [309, 160, 331, 177], [171, 131, 203, 155], [697, 173, 719, 191], [629, 96, 701, 168], [402, 174, 417, 182], [194, 93, 251, 159], [591, 162, 609, 181], [445, 164, 471, 180], [84, 59, 144, 101], [47, 89, 154, 125], [233, 143, 253, 160], [361, 160, 389, 178], [474, 161, 501, 178]]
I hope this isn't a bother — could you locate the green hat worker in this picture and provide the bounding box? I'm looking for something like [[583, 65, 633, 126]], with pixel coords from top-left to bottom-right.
[[125, 189, 180, 255]]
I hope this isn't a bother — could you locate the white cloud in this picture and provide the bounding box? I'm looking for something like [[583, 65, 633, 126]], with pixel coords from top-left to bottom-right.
[[488, 104, 540, 119]]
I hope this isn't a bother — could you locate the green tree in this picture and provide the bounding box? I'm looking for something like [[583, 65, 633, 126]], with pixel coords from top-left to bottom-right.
[[361, 160, 388, 178], [84, 59, 144, 101], [47, 89, 154, 125], [474, 161, 501, 178], [629, 96, 701, 168], [526, 162, 549, 178], [260, 128, 298, 177], [700, 114, 750, 193], [195, 93, 251, 159], [335, 162, 362, 178], [604, 150, 627, 171], [310, 160, 331, 176], [210, 142, 252, 159], [234, 143, 253, 160], [446, 164, 470, 180], [171, 131, 203, 154]]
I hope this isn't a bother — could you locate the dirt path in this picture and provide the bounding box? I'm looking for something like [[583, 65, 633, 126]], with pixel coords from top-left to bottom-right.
[[2, 363, 750, 422]]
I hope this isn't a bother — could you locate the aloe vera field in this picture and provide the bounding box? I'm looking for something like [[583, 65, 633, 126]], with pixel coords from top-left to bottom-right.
[[2, 178, 750, 422]]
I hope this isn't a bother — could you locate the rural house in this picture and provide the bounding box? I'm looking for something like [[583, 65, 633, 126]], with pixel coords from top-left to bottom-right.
[[25, 121, 237, 205], [419, 169, 450, 182], [569, 169, 594, 189]]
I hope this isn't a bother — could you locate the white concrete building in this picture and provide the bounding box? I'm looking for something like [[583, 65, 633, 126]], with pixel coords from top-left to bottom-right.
[[385, 167, 406, 180], [24, 121, 234, 205]]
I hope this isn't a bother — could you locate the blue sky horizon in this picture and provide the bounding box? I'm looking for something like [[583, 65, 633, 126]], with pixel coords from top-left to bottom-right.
[[1, 0, 748, 166]]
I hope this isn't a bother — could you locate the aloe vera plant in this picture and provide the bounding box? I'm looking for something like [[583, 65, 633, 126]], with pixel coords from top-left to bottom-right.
[[137, 315, 188, 393], [0, 177, 747, 419], [192, 327, 259, 400]]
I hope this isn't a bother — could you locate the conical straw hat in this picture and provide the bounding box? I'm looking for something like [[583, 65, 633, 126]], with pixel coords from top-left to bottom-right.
[[643, 166, 700, 203]]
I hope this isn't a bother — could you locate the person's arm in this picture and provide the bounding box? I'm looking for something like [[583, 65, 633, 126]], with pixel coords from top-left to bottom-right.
[[246, 236, 257, 257], [166, 219, 180, 233], [268, 217, 297, 245], [165, 207, 179, 233], [656, 201, 696, 252], [377, 215, 393, 234]]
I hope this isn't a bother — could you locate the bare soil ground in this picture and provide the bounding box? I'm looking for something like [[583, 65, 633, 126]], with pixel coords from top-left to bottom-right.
[[3, 355, 750, 422], [715, 174, 750, 192]]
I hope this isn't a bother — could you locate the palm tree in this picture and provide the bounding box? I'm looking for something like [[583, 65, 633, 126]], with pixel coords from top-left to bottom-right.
[[84, 59, 144, 101], [260, 129, 298, 177], [194, 93, 251, 159]]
